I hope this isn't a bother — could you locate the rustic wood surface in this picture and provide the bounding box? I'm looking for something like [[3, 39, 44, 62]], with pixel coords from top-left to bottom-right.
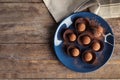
[[0, 0, 43, 3], [0, 0, 120, 79]]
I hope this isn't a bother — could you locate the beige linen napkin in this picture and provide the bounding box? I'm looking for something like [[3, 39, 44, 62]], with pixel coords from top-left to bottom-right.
[[43, 0, 100, 22]]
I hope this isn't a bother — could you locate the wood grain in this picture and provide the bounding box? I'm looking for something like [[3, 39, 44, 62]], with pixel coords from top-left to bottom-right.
[[0, 44, 119, 61], [0, 1, 119, 79], [0, 0, 43, 3], [0, 43, 119, 78], [0, 59, 120, 78], [0, 3, 56, 44], [0, 3, 119, 45], [0, 3, 54, 24]]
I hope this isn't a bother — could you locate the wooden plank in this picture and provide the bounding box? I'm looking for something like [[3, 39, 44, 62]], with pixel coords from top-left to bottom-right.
[[0, 59, 119, 78], [0, 3, 119, 44], [0, 44, 119, 61], [0, 79, 111, 80], [0, 0, 43, 3], [0, 3, 56, 44], [0, 3, 54, 24], [0, 4, 119, 44], [0, 2, 119, 79], [0, 44, 56, 60], [106, 18, 120, 32], [106, 18, 120, 44], [0, 43, 119, 78], [0, 23, 56, 44]]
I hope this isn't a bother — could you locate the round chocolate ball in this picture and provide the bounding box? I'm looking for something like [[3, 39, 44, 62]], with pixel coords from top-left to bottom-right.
[[94, 26, 104, 38], [82, 50, 96, 64], [92, 42, 101, 51], [97, 26, 104, 33], [67, 45, 80, 57], [71, 48, 80, 57], [63, 29, 76, 42], [91, 40, 104, 52], [77, 23, 86, 32], [68, 33, 77, 42], [82, 36, 91, 45], [94, 31, 101, 38], [84, 52, 93, 62]]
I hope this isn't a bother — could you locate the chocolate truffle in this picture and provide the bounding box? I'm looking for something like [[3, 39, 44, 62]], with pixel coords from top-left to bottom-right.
[[94, 31, 101, 38], [91, 40, 104, 52], [82, 50, 96, 64], [97, 26, 104, 33], [71, 48, 80, 57], [68, 33, 77, 42], [77, 23, 86, 32], [63, 29, 76, 42], [67, 45, 80, 57], [84, 52, 93, 62], [75, 18, 89, 26], [94, 26, 104, 38], [92, 42, 101, 51], [82, 36, 91, 45]]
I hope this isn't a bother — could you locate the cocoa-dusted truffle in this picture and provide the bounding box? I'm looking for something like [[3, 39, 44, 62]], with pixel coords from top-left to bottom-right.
[[92, 42, 101, 51], [91, 40, 103, 52], [84, 52, 93, 62], [77, 23, 86, 32], [97, 26, 104, 33], [82, 36, 91, 45], [75, 18, 89, 26], [94, 31, 101, 38], [82, 50, 96, 64], [68, 33, 77, 42], [78, 32, 93, 46], [71, 48, 80, 57], [67, 45, 80, 57], [75, 18, 89, 33], [63, 29, 76, 42], [94, 26, 104, 38]]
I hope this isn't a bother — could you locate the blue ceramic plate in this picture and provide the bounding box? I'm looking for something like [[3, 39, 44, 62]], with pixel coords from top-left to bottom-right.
[[54, 12, 114, 72]]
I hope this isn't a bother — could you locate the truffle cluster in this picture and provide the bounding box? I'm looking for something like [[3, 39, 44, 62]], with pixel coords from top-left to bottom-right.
[[62, 17, 105, 64]]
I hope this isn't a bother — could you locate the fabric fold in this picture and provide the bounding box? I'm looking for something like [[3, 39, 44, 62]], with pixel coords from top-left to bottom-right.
[[43, 0, 100, 22]]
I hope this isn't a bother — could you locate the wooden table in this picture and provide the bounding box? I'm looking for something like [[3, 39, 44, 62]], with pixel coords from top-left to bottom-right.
[[0, 0, 120, 79]]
